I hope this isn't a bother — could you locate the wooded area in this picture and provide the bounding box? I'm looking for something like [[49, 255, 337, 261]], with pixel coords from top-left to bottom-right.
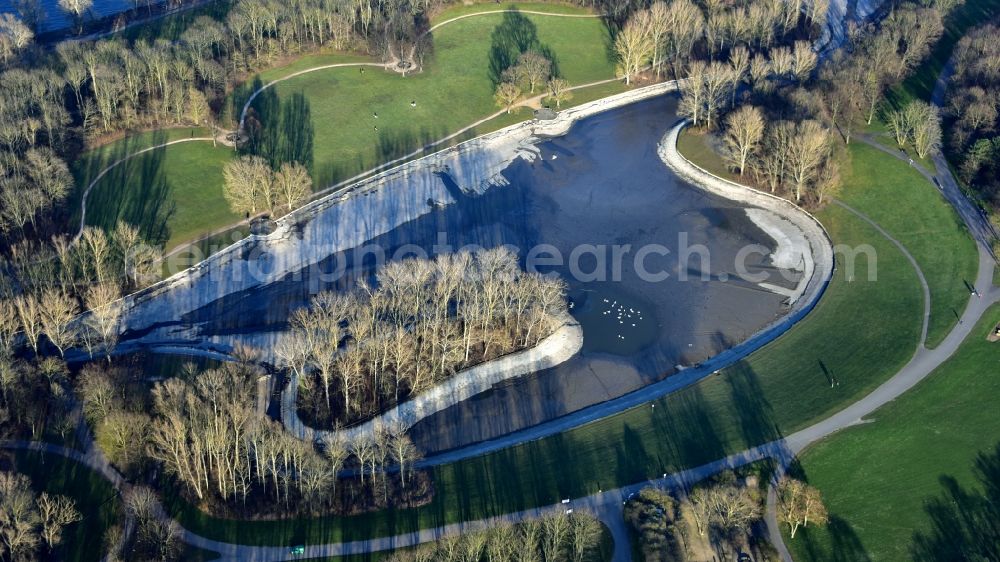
[[289, 247, 567, 428], [945, 20, 1000, 250]]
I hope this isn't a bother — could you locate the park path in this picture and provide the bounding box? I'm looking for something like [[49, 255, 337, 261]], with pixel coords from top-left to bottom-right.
[[73, 135, 228, 242]]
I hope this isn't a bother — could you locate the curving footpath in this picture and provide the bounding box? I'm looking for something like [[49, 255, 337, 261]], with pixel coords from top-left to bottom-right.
[[763, 52, 1000, 561], [74, 135, 227, 242]]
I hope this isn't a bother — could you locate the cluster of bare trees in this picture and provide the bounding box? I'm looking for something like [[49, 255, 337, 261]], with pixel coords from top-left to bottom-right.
[[678, 0, 953, 208], [385, 511, 604, 562], [720, 108, 837, 204], [613, 0, 826, 85], [625, 472, 767, 560], [887, 100, 942, 158], [0, 68, 74, 246], [493, 51, 556, 114], [624, 488, 686, 560], [0, 471, 81, 560], [0, 227, 139, 438], [0, 14, 32, 66], [815, 3, 944, 130], [100, 485, 182, 562], [107, 353, 426, 516], [0, 222, 148, 357], [775, 476, 829, 539], [282, 248, 566, 428], [222, 156, 312, 216]]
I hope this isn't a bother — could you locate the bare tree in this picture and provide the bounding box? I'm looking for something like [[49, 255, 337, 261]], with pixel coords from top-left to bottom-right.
[[724, 105, 766, 175], [546, 78, 572, 109], [84, 282, 122, 360], [273, 161, 312, 213], [80, 226, 112, 285], [0, 299, 20, 356], [541, 513, 571, 562], [494, 82, 522, 115], [792, 41, 818, 81], [14, 293, 42, 354], [887, 108, 911, 148], [708, 484, 761, 534], [36, 493, 81, 550], [386, 420, 420, 489], [777, 477, 829, 538], [0, 14, 33, 64], [906, 101, 942, 158], [679, 61, 707, 126], [76, 364, 119, 423], [688, 488, 713, 536], [702, 61, 735, 130], [223, 155, 272, 215], [647, 1, 671, 74], [0, 471, 40, 558], [38, 288, 78, 357], [569, 512, 603, 562], [787, 120, 830, 201], [514, 51, 551, 94], [615, 12, 654, 85], [57, 0, 93, 33]]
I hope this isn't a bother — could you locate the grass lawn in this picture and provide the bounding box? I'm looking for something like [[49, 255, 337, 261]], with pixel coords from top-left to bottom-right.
[[837, 142, 977, 348], [3, 450, 122, 562], [72, 130, 240, 252], [866, 133, 936, 175], [164, 141, 931, 545], [245, 5, 616, 189], [787, 304, 1000, 561]]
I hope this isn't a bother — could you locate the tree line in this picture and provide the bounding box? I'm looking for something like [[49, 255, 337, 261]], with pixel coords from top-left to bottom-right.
[[385, 511, 605, 562], [611, 0, 827, 87], [624, 470, 829, 559], [625, 472, 768, 560], [283, 247, 567, 429]]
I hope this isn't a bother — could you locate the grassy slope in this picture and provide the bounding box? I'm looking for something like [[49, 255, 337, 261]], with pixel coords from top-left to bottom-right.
[[788, 304, 1000, 561], [836, 142, 977, 348], [165, 143, 928, 546], [8, 451, 121, 562]]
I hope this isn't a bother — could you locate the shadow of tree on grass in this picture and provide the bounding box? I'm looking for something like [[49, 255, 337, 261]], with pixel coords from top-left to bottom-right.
[[488, 10, 560, 85], [910, 442, 1000, 561]]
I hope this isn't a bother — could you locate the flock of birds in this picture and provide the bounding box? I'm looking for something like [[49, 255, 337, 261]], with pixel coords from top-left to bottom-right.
[[602, 298, 644, 340]]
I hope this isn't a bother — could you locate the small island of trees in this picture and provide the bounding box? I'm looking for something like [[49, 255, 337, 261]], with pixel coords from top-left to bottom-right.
[[283, 247, 568, 429]]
